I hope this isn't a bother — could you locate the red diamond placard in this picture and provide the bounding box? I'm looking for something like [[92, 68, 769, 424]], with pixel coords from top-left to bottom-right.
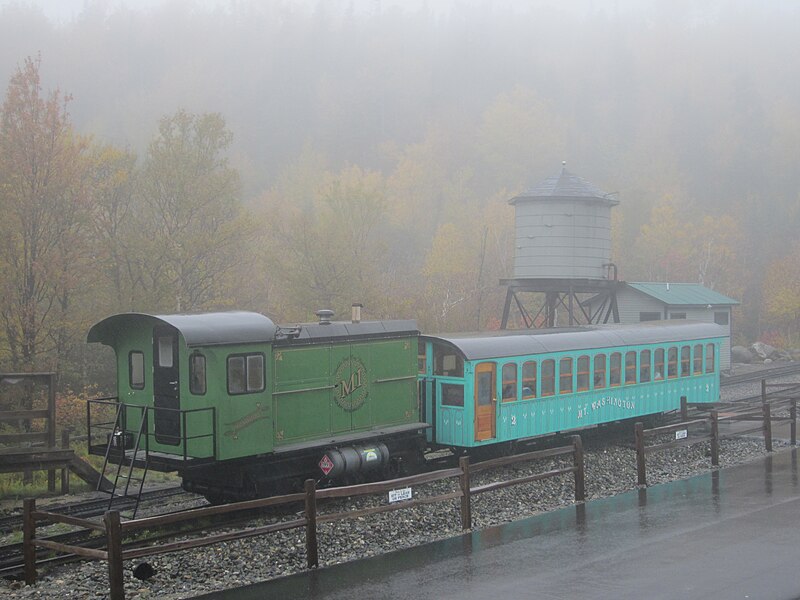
[[319, 454, 334, 476]]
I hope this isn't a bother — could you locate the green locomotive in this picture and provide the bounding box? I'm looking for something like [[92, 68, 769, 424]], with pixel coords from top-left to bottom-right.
[[88, 309, 426, 502]]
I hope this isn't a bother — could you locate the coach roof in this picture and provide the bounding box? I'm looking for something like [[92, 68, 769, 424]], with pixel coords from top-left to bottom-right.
[[423, 321, 726, 361]]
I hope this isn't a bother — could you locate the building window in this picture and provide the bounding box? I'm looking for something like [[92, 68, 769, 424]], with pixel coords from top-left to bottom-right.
[[502, 363, 517, 402], [639, 312, 661, 322], [129, 351, 145, 390], [228, 354, 265, 395], [667, 347, 678, 378], [434, 346, 463, 377], [559, 357, 573, 394], [577, 355, 590, 392], [654, 348, 665, 380], [594, 354, 606, 389], [189, 353, 206, 395], [693, 344, 703, 375], [610, 352, 622, 387], [706, 344, 715, 373], [714, 312, 729, 326], [670, 312, 687, 319], [640, 350, 651, 383], [440, 383, 464, 407], [541, 360, 555, 397], [680, 346, 691, 377], [522, 361, 536, 399], [625, 351, 637, 385]]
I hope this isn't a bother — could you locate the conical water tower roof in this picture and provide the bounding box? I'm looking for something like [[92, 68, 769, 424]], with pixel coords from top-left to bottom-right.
[[510, 165, 618, 205]]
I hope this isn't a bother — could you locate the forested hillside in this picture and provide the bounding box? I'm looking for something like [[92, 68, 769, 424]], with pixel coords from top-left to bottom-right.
[[1, 1, 798, 389]]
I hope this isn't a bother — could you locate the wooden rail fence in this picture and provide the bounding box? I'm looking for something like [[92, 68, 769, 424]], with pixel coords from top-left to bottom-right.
[[23, 435, 585, 600], [636, 379, 799, 486]]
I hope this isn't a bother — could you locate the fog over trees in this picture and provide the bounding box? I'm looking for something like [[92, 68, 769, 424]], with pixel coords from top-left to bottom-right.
[[1, 0, 799, 387]]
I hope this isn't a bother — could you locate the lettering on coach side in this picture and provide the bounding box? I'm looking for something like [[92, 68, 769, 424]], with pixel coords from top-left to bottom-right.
[[576, 396, 636, 420], [334, 356, 369, 412]]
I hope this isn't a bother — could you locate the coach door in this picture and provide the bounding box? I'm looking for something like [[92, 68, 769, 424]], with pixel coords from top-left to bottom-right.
[[153, 327, 181, 445], [474, 362, 496, 441]]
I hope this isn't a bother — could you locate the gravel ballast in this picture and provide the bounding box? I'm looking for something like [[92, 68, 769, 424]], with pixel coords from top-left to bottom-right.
[[1, 432, 787, 600]]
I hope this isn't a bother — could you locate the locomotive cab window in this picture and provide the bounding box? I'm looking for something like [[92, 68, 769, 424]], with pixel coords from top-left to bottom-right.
[[502, 363, 517, 402], [418, 340, 427, 374], [228, 353, 265, 395], [129, 351, 145, 390], [190, 353, 206, 395]]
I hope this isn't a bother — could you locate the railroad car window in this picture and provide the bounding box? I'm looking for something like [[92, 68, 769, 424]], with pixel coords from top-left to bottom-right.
[[522, 361, 536, 399], [577, 356, 590, 391], [502, 363, 518, 402], [434, 346, 464, 378], [667, 348, 678, 378], [158, 336, 174, 368], [639, 312, 661, 322], [625, 351, 637, 385], [640, 350, 651, 383], [227, 354, 265, 395], [594, 354, 606, 389], [714, 312, 729, 326], [129, 351, 145, 390], [541, 360, 555, 397], [559, 357, 573, 394], [654, 349, 665, 380], [418, 340, 427, 374], [610, 353, 621, 387], [693, 344, 703, 374], [706, 344, 715, 373], [190, 353, 206, 395], [440, 383, 464, 407], [680, 346, 691, 377]]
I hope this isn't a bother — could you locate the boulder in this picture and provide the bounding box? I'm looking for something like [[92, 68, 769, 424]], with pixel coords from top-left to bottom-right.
[[731, 345, 754, 364], [751, 342, 777, 360]]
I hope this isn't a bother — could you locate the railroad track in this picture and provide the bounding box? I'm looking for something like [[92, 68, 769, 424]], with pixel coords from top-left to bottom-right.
[[721, 363, 800, 387]]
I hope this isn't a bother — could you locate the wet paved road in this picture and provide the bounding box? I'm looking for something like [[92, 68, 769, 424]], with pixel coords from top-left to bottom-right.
[[199, 449, 800, 600]]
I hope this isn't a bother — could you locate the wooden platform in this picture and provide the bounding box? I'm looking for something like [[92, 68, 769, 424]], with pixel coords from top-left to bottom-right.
[[0, 447, 112, 493]]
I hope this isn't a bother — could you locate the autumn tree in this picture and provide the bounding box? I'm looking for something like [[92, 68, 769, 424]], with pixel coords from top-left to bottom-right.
[[0, 56, 91, 374], [762, 242, 800, 345], [129, 110, 250, 312]]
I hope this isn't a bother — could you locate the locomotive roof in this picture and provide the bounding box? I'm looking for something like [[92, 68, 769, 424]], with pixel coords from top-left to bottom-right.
[[88, 311, 278, 347], [274, 319, 418, 346], [422, 320, 726, 361]]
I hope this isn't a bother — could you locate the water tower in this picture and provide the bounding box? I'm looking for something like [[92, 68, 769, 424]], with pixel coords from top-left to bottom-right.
[[500, 164, 622, 329]]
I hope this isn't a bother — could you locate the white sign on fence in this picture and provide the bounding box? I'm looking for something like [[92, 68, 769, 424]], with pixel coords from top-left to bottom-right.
[[388, 487, 412, 503], [675, 429, 688, 440]]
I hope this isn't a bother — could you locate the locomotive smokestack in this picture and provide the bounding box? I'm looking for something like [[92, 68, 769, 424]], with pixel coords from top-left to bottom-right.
[[315, 309, 334, 325], [351, 303, 363, 324]]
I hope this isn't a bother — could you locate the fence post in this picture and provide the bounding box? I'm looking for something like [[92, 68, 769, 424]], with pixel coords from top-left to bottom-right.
[[47, 373, 57, 493], [572, 435, 585, 502], [458, 456, 472, 530], [710, 411, 719, 467], [104, 510, 125, 600], [61, 428, 71, 495], [23, 498, 36, 585], [635, 422, 646, 487], [762, 395, 773, 453], [680, 396, 688, 421], [791, 399, 797, 447], [304, 479, 318, 568]]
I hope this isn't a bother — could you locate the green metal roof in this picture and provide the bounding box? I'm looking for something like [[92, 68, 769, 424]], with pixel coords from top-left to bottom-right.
[[627, 283, 739, 306]]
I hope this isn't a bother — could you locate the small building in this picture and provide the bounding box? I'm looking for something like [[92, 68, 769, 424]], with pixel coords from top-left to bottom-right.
[[584, 282, 739, 371]]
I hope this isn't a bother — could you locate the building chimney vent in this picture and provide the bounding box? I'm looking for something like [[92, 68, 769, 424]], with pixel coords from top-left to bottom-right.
[[315, 309, 334, 325], [351, 303, 363, 324]]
